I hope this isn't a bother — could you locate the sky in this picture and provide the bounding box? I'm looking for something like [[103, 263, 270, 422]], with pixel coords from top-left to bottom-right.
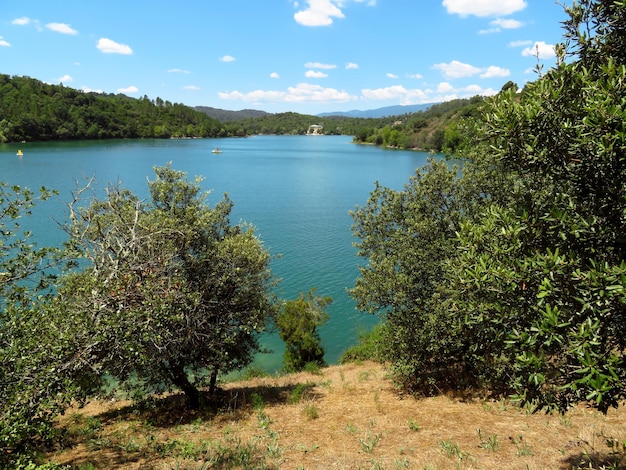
[[1, 0, 568, 115]]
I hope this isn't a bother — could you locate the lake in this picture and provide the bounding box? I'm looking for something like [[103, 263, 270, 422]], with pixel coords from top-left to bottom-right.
[[0, 136, 432, 372]]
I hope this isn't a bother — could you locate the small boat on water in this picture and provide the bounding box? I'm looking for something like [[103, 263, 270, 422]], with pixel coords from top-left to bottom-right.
[[16, 149, 23, 156], [211, 148, 222, 154]]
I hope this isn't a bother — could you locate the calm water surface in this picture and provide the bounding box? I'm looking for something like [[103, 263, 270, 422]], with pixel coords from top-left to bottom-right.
[[1, 136, 431, 371]]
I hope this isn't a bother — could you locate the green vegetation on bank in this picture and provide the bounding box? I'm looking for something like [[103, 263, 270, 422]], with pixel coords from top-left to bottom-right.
[[0, 73, 479, 153], [202, 99, 482, 153], [351, 96, 485, 152], [276, 288, 331, 372]]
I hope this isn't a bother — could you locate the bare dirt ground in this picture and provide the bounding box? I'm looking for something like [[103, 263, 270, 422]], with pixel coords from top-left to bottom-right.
[[48, 361, 626, 469]]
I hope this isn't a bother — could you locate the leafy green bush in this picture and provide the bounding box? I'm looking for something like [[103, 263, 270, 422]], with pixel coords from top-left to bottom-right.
[[276, 289, 331, 372], [0, 183, 82, 466], [350, 1, 626, 412], [339, 323, 386, 363]]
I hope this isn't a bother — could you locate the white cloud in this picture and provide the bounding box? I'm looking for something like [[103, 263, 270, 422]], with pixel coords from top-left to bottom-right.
[[270, 72, 280, 78], [433, 60, 481, 79], [437, 82, 454, 93], [46, 23, 78, 35], [443, 0, 527, 17], [0, 36, 10, 47], [97, 38, 133, 54], [14, 17, 44, 31], [118, 85, 138, 94], [346, 62, 359, 69], [305, 61, 336, 69], [12, 17, 31, 26], [491, 18, 523, 29], [57, 74, 73, 83], [219, 82, 355, 103], [168, 68, 191, 74], [286, 83, 353, 102], [361, 85, 430, 103], [479, 17, 524, 34], [305, 70, 329, 78], [184, 85, 200, 90], [432, 60, 508, 80], [521, 41, 556, 59], [220, 55, 236, 62], [464, 84, 484, 93], [409, 73, 423, 79], [294, 0, 345, 26], [509, 39, 532, 47], [386, 73, 399, 79], [480, 65, 510, 78], [362, 82, 497, 104]]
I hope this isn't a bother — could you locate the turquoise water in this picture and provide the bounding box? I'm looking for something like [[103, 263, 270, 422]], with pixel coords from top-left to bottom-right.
[[1, 136, 431, 371]]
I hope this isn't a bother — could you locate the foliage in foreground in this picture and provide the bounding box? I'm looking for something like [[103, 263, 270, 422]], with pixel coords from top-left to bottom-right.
[[0, 183, 83, 464], [57, 164, 278, 409], [0, 166, 279, 466], [350, 0, 626, 413]]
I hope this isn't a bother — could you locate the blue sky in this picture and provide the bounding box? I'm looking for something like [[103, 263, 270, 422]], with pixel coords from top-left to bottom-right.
[[1, 0, 566, 115]]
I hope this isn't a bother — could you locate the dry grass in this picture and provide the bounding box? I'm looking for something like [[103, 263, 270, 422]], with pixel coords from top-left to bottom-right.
[[47, 361, 626, 469]]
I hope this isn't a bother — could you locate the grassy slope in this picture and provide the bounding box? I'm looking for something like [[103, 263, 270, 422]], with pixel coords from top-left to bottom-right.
[[48, 362, 626, 469]]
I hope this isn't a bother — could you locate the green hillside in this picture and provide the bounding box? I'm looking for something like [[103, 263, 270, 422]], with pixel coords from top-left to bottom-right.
[[218, 97, 485, 153], [0, 74, 224, 142], [352, 95, 486, 152], [1, 73, 483, 153]]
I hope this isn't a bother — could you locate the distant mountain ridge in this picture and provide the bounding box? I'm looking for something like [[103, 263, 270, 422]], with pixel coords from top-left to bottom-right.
[[318, 103, 437, 118], [195, 103, 438, 122], [194, 106, 271, 122]]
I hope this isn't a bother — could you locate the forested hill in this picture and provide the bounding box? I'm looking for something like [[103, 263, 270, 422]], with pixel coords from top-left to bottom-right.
[[1, 73, 487, 153], [351, 95, 487, 152], [202, 97, 486, 153], [0, 74, 225, 143], [203, 98, 480, 153]]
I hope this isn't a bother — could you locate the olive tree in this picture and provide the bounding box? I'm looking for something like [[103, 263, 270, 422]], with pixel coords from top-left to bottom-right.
[[58, 164, 277, 408], [351, 0, 626, 412], [454, 1, 626, 411], [0, 183, 83, 465], [350, 158, 478, 391]]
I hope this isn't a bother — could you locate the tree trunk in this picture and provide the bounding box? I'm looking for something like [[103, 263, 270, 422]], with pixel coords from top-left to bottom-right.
[[170, 367, 200, 409], [209, 365, 219, 395]]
